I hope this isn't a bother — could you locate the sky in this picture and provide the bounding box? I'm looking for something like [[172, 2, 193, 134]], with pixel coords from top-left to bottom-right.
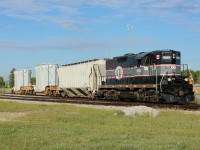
[[0, 0, 200, 80]]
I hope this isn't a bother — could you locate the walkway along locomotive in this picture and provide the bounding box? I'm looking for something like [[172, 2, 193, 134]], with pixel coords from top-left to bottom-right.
[[97, 50, 195, 103]]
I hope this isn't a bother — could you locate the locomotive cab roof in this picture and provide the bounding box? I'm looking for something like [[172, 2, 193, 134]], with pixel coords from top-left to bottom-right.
[[135, 52, 149, 60], [124, 53, 135, 56], [111, 49, 180, 61]]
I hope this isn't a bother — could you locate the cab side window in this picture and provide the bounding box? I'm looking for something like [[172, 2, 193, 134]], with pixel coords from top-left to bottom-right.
[[144, 54, 155, 66], [137, 59, 141, 67]]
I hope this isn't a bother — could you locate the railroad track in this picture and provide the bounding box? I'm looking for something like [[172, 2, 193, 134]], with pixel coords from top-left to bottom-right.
[[0, 94, 199, 111]]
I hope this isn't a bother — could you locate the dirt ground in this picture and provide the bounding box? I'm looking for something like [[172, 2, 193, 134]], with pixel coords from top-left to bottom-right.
[[0, 112, 29, 122], [194, 86, 200, 95]]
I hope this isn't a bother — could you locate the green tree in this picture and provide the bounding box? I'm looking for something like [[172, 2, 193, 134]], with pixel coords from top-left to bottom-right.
[[9, 68, 16, 88], [193, 70, 200, 84], [0, 76, 5, 87], [31, 77, 36, 85], [181, 70, 200, 84]]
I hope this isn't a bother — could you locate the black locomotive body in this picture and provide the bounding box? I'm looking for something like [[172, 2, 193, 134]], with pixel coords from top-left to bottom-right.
[[98, 50, 195, 103]]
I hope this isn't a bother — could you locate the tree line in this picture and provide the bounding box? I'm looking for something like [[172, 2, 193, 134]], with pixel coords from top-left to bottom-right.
[[0, 68, 200, 88], [190, 70, 200, 84]]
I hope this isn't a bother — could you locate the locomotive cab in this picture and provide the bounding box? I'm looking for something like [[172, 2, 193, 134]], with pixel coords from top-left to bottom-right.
[[153, 50, 194, 103], [154, 50, 181, 76]]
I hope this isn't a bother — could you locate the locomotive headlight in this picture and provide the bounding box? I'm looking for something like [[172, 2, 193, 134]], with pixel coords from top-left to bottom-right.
[[184, 78, 189, 82], [168, 78, 172, 82]]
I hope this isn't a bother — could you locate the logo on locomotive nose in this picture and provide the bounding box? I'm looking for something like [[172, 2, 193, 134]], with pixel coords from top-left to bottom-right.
[[115, 66, 124, 80]]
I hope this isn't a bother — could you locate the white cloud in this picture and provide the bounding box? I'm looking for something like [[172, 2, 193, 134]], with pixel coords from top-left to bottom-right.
[[0, 0, 199, 31], [133, 0, 200, 13], [0, 35, 181, 53], [0, 0, 48, 14]]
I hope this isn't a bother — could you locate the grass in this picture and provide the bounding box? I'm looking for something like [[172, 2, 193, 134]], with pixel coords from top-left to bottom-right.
[[0, 101, 200, 150], [0, 88, 11, 94], [0, 88, 6, 94]]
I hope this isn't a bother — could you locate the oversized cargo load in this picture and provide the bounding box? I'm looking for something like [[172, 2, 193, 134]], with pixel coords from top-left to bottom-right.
[[14, 69, 31, 92], [35, 64, 59, 92], [58, 59, 106, 97]]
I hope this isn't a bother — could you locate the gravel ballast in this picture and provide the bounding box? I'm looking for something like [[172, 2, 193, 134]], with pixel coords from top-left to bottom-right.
[[76, 104, 159, 117], [122, 106, 159, 117]]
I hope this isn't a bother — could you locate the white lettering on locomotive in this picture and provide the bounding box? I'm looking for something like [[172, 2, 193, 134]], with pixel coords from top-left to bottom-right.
[[137, 69, 141, 74], [162, 56, 171, 60]]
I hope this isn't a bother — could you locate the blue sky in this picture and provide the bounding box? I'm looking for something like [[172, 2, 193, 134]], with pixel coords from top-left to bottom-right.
[[0, 0, 200, 80]]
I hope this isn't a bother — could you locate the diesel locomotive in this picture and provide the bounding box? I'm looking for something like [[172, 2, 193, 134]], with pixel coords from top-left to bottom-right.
[[98, 50, 195, 103]]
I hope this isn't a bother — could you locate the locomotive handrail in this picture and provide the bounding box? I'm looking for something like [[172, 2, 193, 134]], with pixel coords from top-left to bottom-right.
[[187, 64, 194, 85], [155, 69, 158, 93], [160, 72, 167, 93]]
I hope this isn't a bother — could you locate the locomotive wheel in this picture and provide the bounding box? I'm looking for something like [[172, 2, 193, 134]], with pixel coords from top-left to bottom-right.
[[103, 90, 120, 101], [103, 91, 110, 99], [137, 89, 145, 101], [112, 91, 120, 101]]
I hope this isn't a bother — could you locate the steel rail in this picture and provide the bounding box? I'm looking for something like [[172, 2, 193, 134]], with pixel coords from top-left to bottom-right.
[[0, 94, 199, 111]]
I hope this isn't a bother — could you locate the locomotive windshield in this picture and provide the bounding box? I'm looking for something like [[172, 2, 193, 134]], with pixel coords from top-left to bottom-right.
[[160, 51, 181, 64]]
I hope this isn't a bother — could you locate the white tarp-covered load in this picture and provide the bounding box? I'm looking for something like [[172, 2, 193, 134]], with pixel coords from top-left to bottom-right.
[[14, 69, 31, 91], [35, 64, 59, 92], [58, 59, 106, 97]]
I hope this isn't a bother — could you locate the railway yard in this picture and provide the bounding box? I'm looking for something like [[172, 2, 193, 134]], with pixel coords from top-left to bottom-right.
[[1, 1, 200, 149], [1, 50, 200, 149]]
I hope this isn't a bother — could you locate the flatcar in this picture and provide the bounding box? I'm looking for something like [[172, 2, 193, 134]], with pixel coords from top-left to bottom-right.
[[97, 49, 195, 103], [12, 69, 34, 94], [13, 64, 59, 96]]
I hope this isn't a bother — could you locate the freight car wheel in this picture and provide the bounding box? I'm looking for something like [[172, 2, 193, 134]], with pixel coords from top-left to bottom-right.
[[21, 90, 25, 95], [11, 89, 14, 94], [29, 90, 33, 95], [60, 91, 66, 97], [53, 91, 57, 97], [48, 90, 52, 96]]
